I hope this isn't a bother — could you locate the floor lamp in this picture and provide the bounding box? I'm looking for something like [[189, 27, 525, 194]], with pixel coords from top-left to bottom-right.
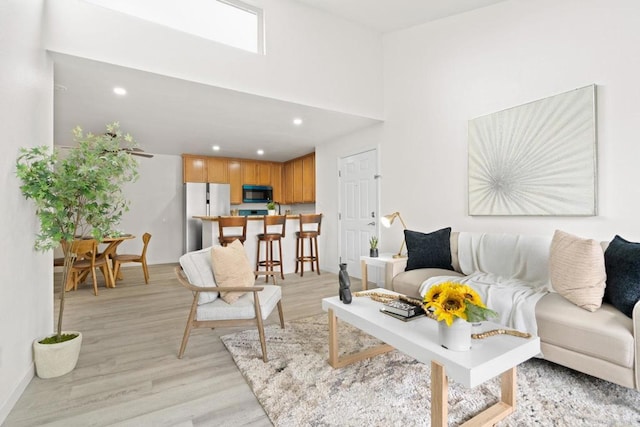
[[381, 212, 407, 258]]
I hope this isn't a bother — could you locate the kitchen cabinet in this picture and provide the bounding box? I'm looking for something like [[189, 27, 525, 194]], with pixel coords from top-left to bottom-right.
[[283, 153, 315, 204], [207, 157, 228, 183], [183, 153, 315, 204], [243, 160, 271, 185], [283, 161, 294, 204], [271, 163, 283, 202], [183, 155, 207, 183], [302, 153, 315, 202], [229, 160, 242, 204]]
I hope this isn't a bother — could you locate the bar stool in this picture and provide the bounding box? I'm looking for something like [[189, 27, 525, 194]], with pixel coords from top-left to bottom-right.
[[255, 215, 287, 283], [295, 213, 322, 276], [217, 216, 247, 247]]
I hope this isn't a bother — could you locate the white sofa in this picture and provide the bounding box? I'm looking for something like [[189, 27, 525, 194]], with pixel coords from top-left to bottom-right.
[[388, 230, 639, 391]]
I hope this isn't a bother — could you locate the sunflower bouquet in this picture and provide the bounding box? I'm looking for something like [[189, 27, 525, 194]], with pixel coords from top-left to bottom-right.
[[423, 281, 498, 326]]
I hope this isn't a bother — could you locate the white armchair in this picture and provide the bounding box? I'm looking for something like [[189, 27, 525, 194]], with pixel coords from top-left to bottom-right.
[[175, 244, 285, 362]]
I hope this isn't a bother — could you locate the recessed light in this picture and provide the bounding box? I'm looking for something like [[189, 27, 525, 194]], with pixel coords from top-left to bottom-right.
[[212, 145, 220, 151], [113, 87, 127, 96], [257, 149, 264, 156], [293, 118, 303, 126]]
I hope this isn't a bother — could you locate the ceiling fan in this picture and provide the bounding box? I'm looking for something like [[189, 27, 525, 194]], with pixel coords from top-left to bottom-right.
[[56, 145, 155, 158]]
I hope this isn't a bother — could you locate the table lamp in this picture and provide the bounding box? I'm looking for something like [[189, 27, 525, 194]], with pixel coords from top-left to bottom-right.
[[381, 212, 407, 258]]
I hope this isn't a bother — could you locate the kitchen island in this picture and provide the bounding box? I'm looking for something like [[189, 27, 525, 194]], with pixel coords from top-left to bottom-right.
[[194, 215, 316, 275]]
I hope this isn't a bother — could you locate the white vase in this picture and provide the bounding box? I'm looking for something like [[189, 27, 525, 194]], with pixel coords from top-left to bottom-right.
[[33, 331, 82, 378], [438, 318, 471, 351], [268, 209, 276, 215]]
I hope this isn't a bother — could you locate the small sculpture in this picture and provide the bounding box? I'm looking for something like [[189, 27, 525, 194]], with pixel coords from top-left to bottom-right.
[[338, 263, 352, 304]]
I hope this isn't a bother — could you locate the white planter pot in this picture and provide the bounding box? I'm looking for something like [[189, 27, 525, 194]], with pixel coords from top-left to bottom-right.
[[438, 318, 471, 351], [33, 331, 82, 378], [268, 209, 276, 215]]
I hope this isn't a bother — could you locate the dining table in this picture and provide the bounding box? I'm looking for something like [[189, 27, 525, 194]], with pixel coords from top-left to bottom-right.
[[62, 234, 135, 292], [100, 234, 135, 287]]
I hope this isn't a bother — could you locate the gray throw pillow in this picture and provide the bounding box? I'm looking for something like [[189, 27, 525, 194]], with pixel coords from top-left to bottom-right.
[[404, 227, 453, 272], [604, 235, 640, 318]]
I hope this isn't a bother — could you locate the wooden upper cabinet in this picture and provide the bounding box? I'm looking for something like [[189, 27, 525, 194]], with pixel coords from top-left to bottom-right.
[[282, 153, 315, 204], [283, 161, 294, 204], [243, 160, 271, 185], [292, 157, 304, 202], [183, 153, 314, 203], [207, 157, 229, 183], [229, 160, 242, 205], [183, 155, 207, 183], [302, 153, 315, 202], [271, 163, 283, 202]]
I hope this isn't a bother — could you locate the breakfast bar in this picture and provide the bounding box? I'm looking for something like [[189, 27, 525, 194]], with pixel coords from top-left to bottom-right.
[[194, 215, 313, 275]]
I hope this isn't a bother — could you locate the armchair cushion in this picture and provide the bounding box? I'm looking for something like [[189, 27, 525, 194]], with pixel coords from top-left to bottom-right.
[[211, 239, 255, 304], [179, 247, 218, 305], [196, 285, 282, 321]]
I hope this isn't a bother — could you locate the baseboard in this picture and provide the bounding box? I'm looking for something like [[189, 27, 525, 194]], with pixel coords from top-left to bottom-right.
[[0, 363, 34, 425]]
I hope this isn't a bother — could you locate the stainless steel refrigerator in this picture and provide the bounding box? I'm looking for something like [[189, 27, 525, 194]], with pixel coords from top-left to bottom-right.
[[184, 183, 231, 253]]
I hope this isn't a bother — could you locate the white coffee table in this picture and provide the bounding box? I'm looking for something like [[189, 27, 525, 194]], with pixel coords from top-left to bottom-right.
[[321, 289, 541, 427]]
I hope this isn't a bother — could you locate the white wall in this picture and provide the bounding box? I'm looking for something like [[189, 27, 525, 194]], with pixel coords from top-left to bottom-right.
[[316, 124, 383, 274], [44, 0, 383, 119], [0, 0, 53, 423], [317, 0, 640, 262], [117, 154, 184, 264]]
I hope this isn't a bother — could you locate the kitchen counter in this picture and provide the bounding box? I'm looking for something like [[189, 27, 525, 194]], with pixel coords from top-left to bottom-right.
[[195, 214, 320, 275], [193, 215, 302, 221]]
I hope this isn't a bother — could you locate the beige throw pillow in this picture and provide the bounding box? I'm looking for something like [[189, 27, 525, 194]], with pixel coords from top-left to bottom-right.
[[211, 239, 255, 304], [549, 229, 606, 312]]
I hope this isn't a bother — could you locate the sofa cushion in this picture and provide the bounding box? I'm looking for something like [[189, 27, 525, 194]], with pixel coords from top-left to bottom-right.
[[392, 268, 464, 298], [604, 235, 640, 318], [179, 247, 218, 305], [211, 240, 255, 304], [536, 293, 634, 368], [404, 228, 453, 272], [549, 229, 606, 312]]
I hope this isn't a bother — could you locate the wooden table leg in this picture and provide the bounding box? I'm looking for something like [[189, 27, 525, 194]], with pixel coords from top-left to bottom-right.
[[360, 260, 368, 290], [431, 361, 448, 427], [327, 308, 393, 369]]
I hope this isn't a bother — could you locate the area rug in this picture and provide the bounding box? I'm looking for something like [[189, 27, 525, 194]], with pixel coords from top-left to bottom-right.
[[221, 315, 640, 426]]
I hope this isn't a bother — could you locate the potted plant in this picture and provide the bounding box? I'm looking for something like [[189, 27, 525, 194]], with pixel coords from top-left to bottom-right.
[[16, 122, 139, 378], [369, 236, 379, 257], [267, 201, 276, 215]]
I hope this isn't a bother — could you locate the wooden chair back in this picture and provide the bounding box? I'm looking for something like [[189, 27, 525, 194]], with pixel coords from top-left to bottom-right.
[[218, 216, 248, 245], [263, 215, 286, 238], [299, 213, 322, 236]]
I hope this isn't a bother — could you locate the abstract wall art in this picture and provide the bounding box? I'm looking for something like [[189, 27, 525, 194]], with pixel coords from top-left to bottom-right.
[[468, 85, 597, 216]]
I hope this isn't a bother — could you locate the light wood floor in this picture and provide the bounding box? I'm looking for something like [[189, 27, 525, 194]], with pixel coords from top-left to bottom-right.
[[5, 264, 365, 426]]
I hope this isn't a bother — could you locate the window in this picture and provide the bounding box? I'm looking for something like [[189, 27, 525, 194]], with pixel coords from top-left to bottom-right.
[[85, 0, 264, 54]]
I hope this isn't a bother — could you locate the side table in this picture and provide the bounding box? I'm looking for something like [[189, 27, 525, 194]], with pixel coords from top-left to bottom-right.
[[360, 253, 406, 290]]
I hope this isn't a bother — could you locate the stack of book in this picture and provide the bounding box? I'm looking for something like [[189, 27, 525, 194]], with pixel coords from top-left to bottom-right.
[[381, 299, 426, 321]]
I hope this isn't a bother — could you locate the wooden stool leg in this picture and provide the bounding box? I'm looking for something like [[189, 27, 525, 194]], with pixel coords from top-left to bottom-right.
[[309, 238, 314, 272], [255, 238, 261, 280], [296, 237, 300, 274], [314, 236, 320, 275], [278, 238, 285, 280]]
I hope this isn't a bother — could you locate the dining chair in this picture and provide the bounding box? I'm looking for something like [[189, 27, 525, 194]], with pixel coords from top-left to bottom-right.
[[112, 232, 152, 284], [69, 239, 114, 295]]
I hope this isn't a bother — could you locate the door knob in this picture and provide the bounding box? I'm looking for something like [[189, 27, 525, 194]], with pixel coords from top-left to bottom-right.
[[367, 221, 375, 226]]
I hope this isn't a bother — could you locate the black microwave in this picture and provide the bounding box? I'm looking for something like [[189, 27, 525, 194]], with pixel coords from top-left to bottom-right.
[[242, 185, 273, 203]]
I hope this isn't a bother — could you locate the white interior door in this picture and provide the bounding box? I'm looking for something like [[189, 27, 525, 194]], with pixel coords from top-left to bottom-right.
[[339, 149, 378, 279]]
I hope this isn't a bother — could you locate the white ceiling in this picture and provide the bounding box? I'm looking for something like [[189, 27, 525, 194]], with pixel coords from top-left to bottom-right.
[[294, 0, 508, 33], [52, 0, 508, 161]]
